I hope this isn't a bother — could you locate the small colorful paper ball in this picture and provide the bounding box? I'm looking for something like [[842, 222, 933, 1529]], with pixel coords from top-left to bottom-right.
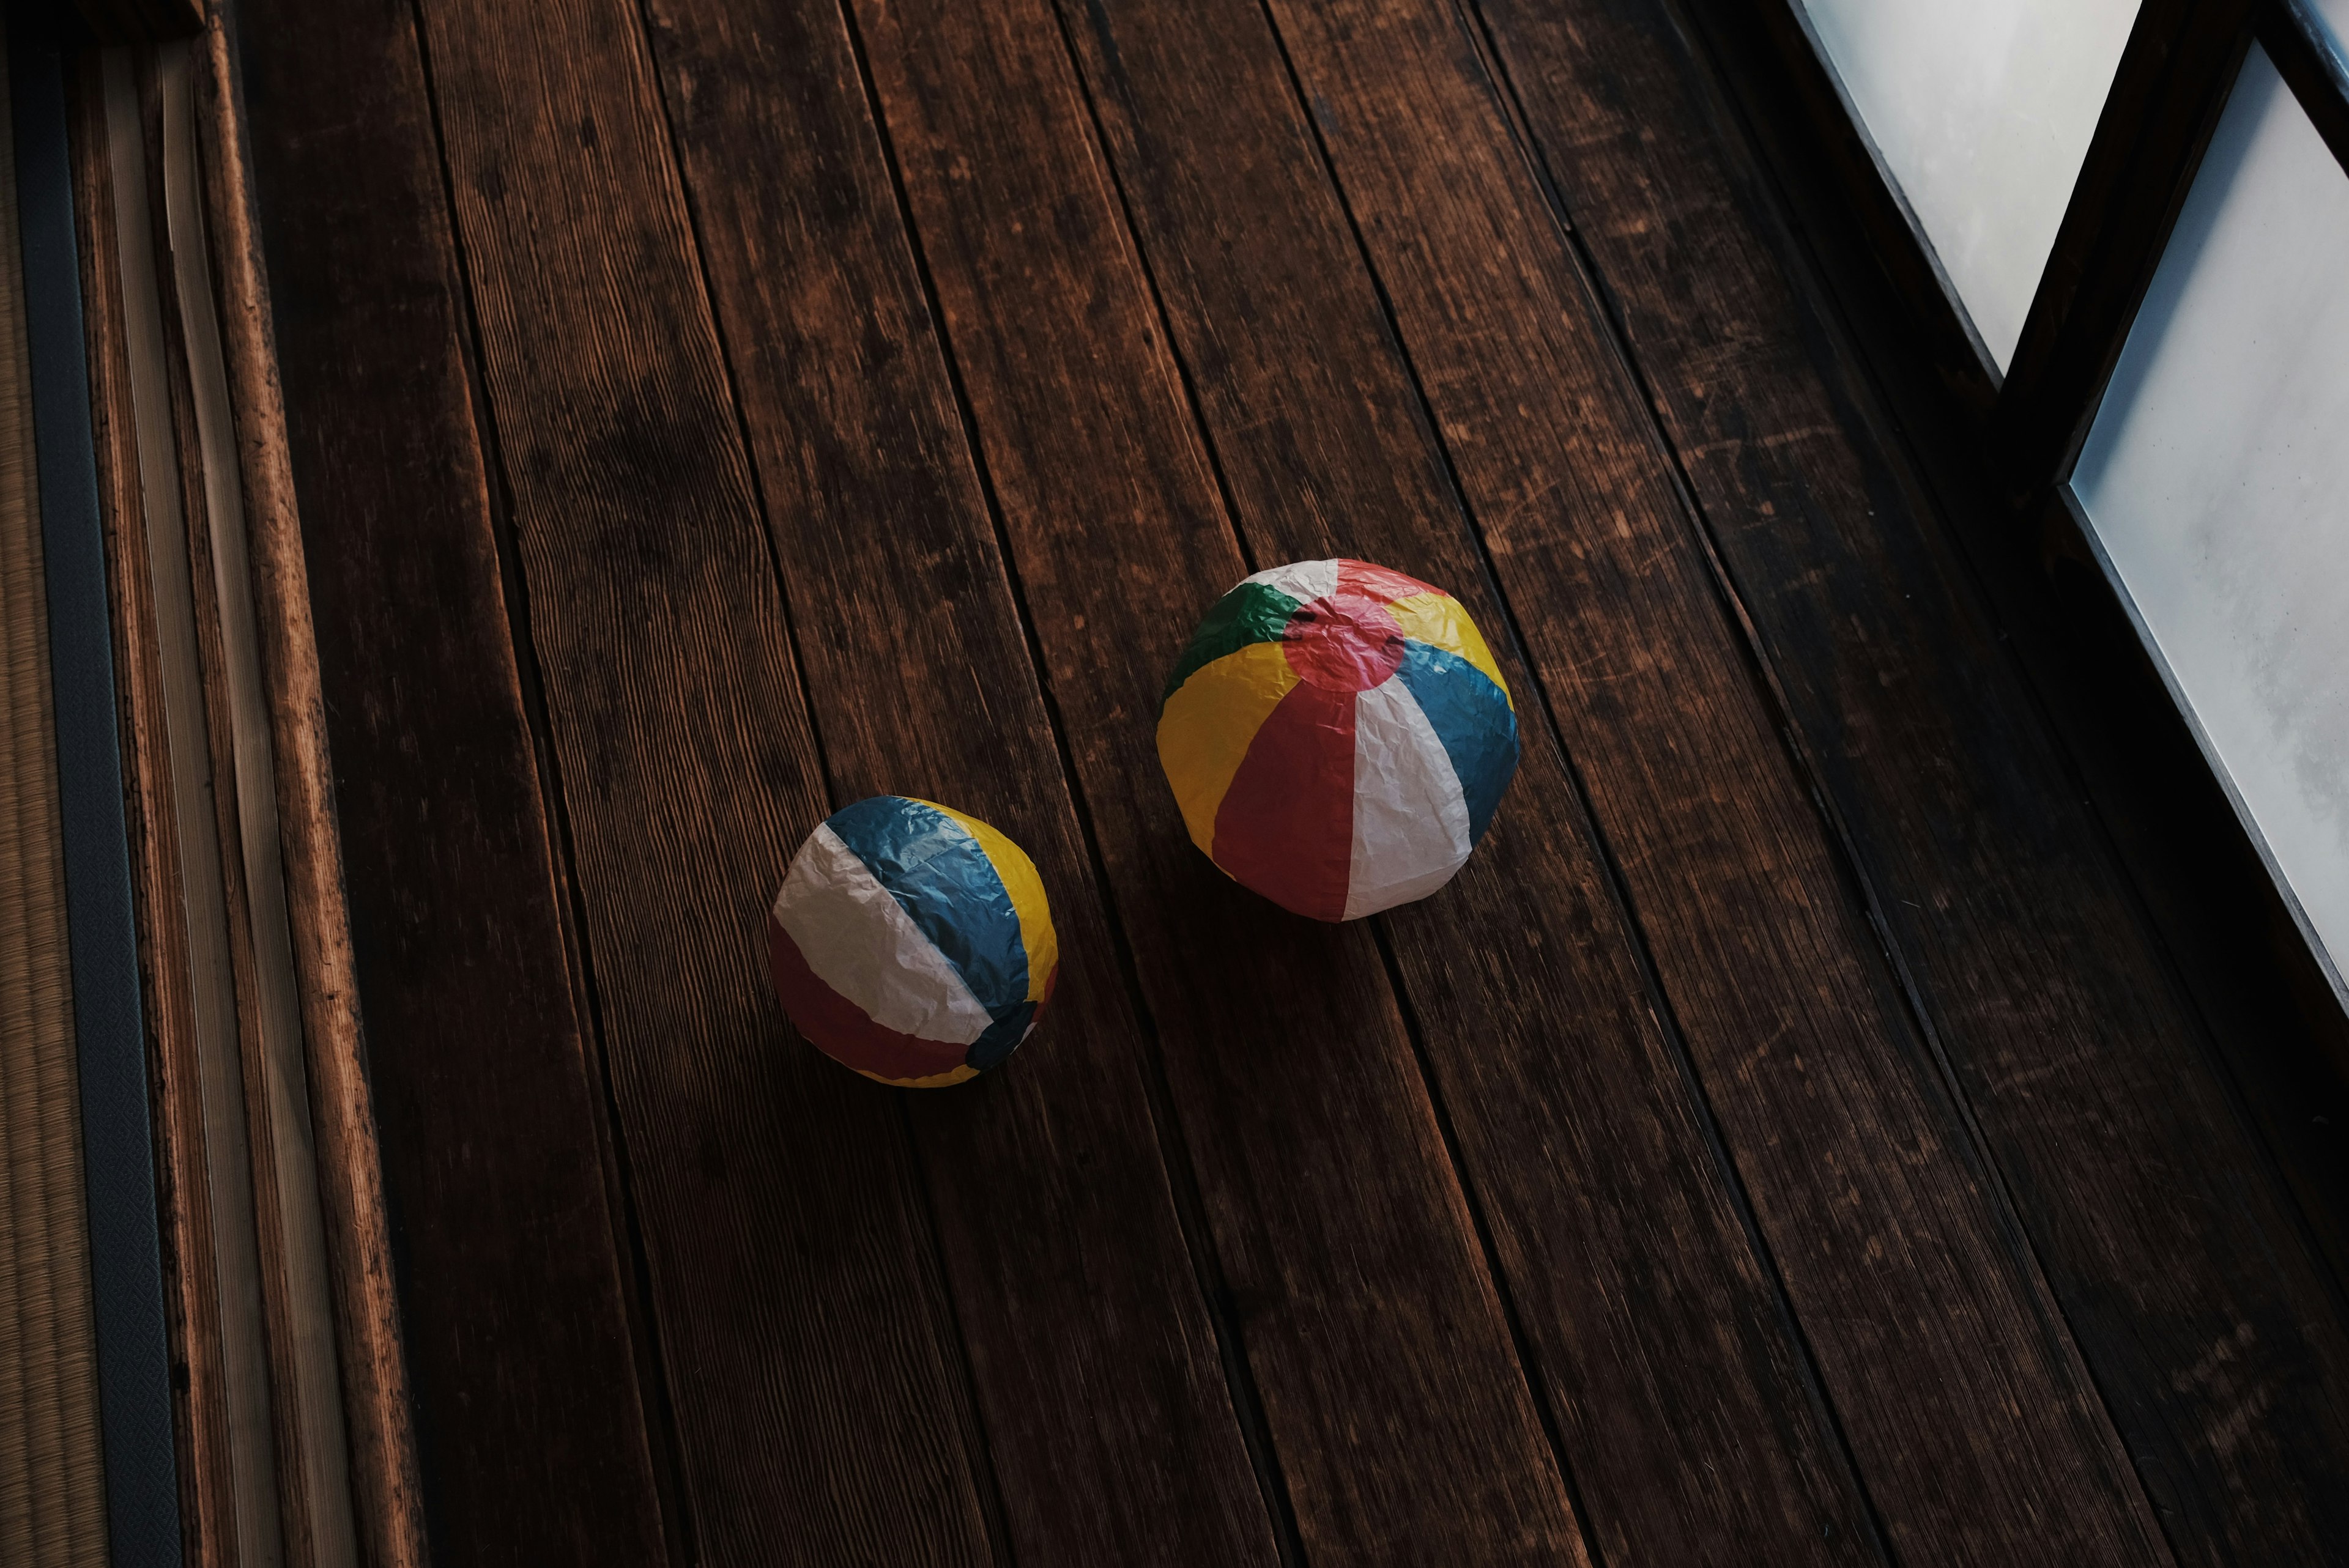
[[766, 796, 1059, 1087], [1157, 558, 1518, 921]]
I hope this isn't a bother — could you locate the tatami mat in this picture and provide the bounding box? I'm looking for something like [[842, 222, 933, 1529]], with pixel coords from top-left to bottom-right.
[[0, 31, 109, 1568]]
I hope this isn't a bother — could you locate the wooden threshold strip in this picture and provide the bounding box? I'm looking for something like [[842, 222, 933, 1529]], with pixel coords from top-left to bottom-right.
[[67, 23, 423, 1568]]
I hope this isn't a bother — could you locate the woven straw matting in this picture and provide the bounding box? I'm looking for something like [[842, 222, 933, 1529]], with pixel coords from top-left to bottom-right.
[[0, 34, 111, 1568]]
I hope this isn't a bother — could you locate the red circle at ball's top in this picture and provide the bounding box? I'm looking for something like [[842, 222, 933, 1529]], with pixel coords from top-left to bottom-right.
[[1282, 590, 1408, 692]]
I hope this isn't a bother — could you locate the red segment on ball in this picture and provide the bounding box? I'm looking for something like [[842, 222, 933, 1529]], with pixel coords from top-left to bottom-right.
[[1211, 679, 1358, 920], [766, 912, 971, 1082], [1336, 558, 1433, 604], [1283, 590, 1406, 692]]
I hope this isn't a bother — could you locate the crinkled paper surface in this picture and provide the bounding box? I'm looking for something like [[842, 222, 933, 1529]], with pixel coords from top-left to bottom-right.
[[766, 796, 1056, 1087], [1157, 559, 1519, 921]]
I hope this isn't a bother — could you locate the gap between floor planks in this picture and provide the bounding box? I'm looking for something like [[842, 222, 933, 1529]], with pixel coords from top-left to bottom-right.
[[818, 0, 1890, 1562], [376, 0, 2048, 1558], [238, 0, 2349, 1558], [1475, 0, 2349, 1558], [1004, 0, 2171, 1563], [399, 0, 1283, 1561]]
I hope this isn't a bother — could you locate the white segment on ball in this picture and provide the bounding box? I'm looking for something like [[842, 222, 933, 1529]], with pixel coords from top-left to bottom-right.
[[773, 823, 995, 1045], [1344, 677, 1474, 919], [1242, 558, 1341, 605]]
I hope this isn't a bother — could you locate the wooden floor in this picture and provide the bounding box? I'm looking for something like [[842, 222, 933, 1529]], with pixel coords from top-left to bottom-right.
[[226, 0, 2349, 1562]]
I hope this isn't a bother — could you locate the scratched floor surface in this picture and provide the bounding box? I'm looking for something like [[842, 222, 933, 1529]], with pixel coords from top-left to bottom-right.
[[228, 0, 2349, 1561]]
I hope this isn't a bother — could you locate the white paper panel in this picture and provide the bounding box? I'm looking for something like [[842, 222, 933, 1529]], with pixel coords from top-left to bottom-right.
[[2321, 0, 2349, 52], [1801, 0, 2139, 371], [2073, 43, 2349, 983]]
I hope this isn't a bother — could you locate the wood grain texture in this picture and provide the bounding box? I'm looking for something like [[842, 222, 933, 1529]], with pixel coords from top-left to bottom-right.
[[1695, 0, 2349, 1278], [1480, 0, 2349, 1557], [67, 50, 238, 1566], [398, 0, 1085, 1559], [836, 0, 1600, 1559], [631, 0, 1290, 1559], [1051, 9, 1895, 1565], [221, 0, 670, 1562], [1052, 3, 1893, 1561], [848, 0, 1901, 1559], [1055, 0, 2173, 1559], [132, 44, 349, 1564], [94, 42, 293, 1563], [1628, 0, 2349, 1547], [176, 27, 430, 1564], [220, 0, 2349, 1556]]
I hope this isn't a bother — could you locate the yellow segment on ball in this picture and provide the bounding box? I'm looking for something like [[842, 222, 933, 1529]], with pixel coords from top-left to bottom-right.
[[1156, 640, 1301, 856], [1389, 591, 1512, 708], [859, 1063, 983, 1089], [925, 800, 1059, 1004]]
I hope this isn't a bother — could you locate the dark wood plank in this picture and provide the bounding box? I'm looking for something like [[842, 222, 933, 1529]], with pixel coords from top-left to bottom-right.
[[226, 1, 674, 1562], [133, 43, 352, 1561], [394, 0, 1001, 1559], [1471, 0, 2349, 1556], [70, 0, 206, 46], [78, 42, 293, 1561], [629, 0, 1292, 1560], [1688, 0, 2349, 1289], [404, 0, 1284, 1559], [831, 0, 1607, 1559], [1061, 0, 2178, 1558], [191, 18, 428, 1560], [1055, 0, 1885, 1557], [850, 0, 1902, 1559]]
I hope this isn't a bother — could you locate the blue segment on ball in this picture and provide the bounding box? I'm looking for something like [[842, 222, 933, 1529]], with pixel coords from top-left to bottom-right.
[[822, 794, 1033, 1015], [1392, 642, 1519, 846]]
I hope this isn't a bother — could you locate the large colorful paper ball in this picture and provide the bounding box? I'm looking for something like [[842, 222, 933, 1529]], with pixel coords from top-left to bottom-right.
[[766, 796, 1059, 1087], [1157, 559, 1518, 921]]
